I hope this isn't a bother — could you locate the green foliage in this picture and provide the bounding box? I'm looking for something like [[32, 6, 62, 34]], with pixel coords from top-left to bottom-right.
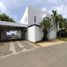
[[63, 19, 67, 29], [51, 10, 67, 29], [40, 17, 51, 31], [0, 13, 15, 22], [41, 10, 67, 31]]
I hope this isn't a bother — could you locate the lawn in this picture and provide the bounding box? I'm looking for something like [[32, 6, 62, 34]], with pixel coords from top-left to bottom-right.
[[58, 37, 67, 41]]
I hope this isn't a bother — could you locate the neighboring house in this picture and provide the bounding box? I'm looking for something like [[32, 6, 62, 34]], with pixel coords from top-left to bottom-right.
[[20, 5, 57, 42]]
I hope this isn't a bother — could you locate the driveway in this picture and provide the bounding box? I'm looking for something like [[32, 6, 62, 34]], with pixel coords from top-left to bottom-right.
[[0, 41, 38, 57], [0, 42, 67, 67]]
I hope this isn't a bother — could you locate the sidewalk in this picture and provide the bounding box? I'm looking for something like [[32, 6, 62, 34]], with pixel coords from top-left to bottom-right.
[[36, 39, 65, 47]]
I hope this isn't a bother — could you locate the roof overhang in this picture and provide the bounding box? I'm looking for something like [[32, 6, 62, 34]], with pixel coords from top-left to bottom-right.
[[28, 24, 41, 28], [0, 21, 27, 28]]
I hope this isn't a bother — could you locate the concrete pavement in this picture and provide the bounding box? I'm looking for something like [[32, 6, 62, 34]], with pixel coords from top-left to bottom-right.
[[0, 41, 38, 57], [36, 39, 65, 47], [0, 42, 67, 67]]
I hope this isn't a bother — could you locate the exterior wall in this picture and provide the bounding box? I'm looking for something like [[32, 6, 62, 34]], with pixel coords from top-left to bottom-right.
[[27, 26, 35, 42], [28, 6, 43, 25], [47, 30, 57, 40], [35, 26, 43, 42], [47, 25, 57, 39], [20, 7, 28, 24], [20, 5, 49, 25], [27, 25, 43, 42], [20, 5, 57, 42]]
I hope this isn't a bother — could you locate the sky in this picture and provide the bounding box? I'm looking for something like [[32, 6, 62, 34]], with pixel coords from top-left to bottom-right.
[[0, 0, 67, 22]]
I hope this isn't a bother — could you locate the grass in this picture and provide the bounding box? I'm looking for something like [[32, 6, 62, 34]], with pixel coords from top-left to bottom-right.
[[58, 37, 67, 41]]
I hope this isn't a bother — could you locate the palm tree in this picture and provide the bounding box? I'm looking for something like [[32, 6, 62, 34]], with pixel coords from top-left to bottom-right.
[[51, 10, 65, 37], [51, 10, 66, 30], [51, 10, 59, 30], [40, 17, 51, 40], [63, 18, 67, 29], [41, 10, 67, 39], [41, 17, 51, 31]]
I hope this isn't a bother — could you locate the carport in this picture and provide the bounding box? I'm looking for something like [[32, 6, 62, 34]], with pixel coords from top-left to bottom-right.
[[0, 21, 27, 41]]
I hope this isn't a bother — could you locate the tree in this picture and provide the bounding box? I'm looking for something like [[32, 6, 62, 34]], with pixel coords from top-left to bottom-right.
[[51, 10, 59, 29], [63, 18, 67, 29], [41, 17, 51, 31], [0, 13, 15, 22], [41, 10, 67, 40], [51, 10, 67, 30], [51, 10, 67, 38], [40, 17, 51, 40]]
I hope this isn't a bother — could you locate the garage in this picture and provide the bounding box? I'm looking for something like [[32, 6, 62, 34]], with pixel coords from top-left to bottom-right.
[[0, 21, 27, 41]]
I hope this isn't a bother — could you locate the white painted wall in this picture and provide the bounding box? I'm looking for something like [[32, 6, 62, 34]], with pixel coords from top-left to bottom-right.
[[27, 26, 35, 42], [47, 25, 57, 40], [47, 30, 57, 40], [20, 6, 28, 24], [20, 5, 57, 42], [28, 6, 44, 25], [20, 5, 49, 25], [27, 25, 43, 42], [35, 26, 43, 42]]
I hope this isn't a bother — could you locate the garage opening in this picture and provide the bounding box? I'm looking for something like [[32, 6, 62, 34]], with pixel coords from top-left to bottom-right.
[[0, 21, 27, 42]]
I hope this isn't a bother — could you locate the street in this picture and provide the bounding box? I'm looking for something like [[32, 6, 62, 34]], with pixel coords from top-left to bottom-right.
[[0, 42, 67, 67]]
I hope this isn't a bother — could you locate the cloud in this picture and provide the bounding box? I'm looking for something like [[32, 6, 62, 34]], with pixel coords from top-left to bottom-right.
[[47, 0, 61, 4], [51, 4, 64, 13], [47, 0, 63, 6], [0, 0, 67, 22], [0, 2, 7, 13], [0, 0, 25, 22], [41, 7, 47, 11], [50, 4, 67, 18], [47, 0, 58, 3]]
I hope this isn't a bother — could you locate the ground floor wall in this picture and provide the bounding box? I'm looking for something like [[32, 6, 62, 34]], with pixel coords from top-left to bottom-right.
[[26, 25, 57, 42], [47, 29, 57, 40], [26, 25, 43, 42]]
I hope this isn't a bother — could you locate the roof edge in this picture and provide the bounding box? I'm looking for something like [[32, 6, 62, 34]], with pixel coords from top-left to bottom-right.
[[28, 24, 41, 28]]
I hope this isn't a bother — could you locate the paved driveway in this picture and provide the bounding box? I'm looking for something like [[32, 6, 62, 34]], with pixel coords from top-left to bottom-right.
[[0, 42, 67, 67], [0, 41, 38, 57]]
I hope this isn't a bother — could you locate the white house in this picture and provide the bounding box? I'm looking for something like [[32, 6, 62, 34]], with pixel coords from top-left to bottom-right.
[[20, 5, 57, 42]]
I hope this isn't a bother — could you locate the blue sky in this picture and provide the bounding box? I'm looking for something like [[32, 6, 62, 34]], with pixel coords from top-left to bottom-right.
[[0, 0, 67, 22]]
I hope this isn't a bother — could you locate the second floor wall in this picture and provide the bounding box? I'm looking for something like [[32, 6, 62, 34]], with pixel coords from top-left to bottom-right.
[[20, 5, 50, 25]]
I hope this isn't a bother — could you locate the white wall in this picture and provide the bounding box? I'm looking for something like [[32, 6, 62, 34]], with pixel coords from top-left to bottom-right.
[[20, 5, 57, 42], [27, 25, 43, 42], [20, 6, 28, 24], [47, 27, 57, 40], [27, 26, 35, 42], [28, 6, 43, 25], [35, 26, 43, 42], [20, 5, 49, 25]]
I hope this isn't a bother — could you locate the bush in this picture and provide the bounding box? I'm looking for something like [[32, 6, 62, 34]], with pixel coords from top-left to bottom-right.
[[57, 29, 67, 37]]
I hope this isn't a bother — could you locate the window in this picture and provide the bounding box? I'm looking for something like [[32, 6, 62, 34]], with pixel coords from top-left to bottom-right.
[[34, 16, 36, 23]]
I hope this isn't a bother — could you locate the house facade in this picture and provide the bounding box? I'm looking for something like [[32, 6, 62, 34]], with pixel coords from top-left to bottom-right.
[[0, 5, 57, 42], [20, 5, 57, 42]]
